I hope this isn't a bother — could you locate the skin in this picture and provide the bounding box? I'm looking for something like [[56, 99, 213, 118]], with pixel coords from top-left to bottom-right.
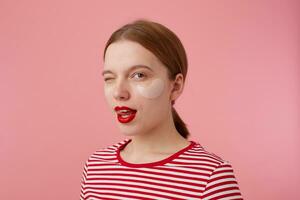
[[102, 39, 190, 163], [136, 78, 165, 99]]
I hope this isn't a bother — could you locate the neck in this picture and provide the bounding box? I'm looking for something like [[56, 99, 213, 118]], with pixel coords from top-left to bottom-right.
[[124, 112, 189, 156]]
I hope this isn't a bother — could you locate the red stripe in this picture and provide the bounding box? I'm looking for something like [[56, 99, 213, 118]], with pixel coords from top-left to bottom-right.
[[79, 138, 243, 199]]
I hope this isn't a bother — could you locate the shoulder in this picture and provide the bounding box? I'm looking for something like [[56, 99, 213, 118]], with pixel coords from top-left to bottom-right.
[[188, 141, 230, 166], [186, 141, 238, 181], [190, 141, 238, 176], [189, 142, 243, 199], [84, 138, 129, 163]]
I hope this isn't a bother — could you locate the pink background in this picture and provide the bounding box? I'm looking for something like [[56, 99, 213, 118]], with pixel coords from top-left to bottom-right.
[[1, 0, 299, 199]]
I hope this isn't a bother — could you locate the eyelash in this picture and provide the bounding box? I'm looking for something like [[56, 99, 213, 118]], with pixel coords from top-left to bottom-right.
[[132, 72, 146, 79], [104, 72, 147, 82]]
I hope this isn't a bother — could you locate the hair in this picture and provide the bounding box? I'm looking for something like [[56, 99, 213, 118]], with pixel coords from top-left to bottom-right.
[[103, 18, 190, 139]]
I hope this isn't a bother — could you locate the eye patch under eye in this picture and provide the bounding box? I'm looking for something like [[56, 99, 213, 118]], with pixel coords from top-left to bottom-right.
[[135, 78, 165, 99]]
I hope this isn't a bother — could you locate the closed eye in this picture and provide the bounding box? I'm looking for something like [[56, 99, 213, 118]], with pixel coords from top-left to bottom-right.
[[104, 78, 113, 82]]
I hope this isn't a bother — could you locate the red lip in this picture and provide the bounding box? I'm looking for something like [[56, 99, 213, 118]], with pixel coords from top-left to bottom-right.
[[114, 106, 137, 124], [117, 112, 136, 123], [114, 106, 137, 112]]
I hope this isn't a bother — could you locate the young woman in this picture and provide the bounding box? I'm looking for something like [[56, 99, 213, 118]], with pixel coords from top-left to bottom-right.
[[80, 19, 243, 200]]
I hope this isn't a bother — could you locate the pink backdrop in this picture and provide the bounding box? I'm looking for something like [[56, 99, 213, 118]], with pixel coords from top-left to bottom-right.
[[1, 0, 299, 199]]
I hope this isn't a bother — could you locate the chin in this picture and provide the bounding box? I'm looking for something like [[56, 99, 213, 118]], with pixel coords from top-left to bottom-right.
[[118, 125, 140, 136], [120, 130, 139, 137]]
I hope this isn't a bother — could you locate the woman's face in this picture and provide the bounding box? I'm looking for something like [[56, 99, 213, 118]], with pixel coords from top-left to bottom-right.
[[102, 40, 174, 136]]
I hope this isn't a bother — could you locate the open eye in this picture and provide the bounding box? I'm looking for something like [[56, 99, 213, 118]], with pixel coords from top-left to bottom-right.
[[132, 72, 146, 80]]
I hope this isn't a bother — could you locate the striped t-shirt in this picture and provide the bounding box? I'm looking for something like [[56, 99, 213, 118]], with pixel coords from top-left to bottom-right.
[[80, 138, 243, 200]]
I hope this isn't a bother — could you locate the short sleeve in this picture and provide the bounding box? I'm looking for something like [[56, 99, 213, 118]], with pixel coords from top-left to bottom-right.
[[79, 160, 88, 200], [201, 161, 243, 200]]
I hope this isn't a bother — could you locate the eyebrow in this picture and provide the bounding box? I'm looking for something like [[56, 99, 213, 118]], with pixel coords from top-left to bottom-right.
[[101, 65, 153, 76]]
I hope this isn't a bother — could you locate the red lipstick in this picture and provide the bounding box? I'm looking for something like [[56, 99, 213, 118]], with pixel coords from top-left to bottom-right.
[[114, 106, 137, 123]]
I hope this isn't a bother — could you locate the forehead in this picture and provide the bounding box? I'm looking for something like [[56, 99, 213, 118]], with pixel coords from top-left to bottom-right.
[[103, 40, 162, 74]]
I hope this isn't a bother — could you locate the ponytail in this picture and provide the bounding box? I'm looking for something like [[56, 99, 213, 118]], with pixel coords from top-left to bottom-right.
[[171, 101, 190, 139]]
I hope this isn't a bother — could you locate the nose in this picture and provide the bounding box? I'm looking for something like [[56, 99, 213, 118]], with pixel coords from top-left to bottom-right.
[[113, 79, 130, 101]]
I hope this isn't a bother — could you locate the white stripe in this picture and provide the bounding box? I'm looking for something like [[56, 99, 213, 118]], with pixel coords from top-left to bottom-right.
[[206, 177, 239, 188], [86, 173, 206, 190], [86, 194, 139, 200], [84, 186, 197, 200], [90, 155, 116, 159], [156, 165, 213, 174], [173, 158, 220, 165], [83, 179, 203, 196], [210, 171, 235, 179], [165, 163, 216, 171], [203, 189, 242, 199], [179, 154, 224, 163], [86, 169, 205, 184], [203, 183, 240, 194], [216, 194, 243, 200]]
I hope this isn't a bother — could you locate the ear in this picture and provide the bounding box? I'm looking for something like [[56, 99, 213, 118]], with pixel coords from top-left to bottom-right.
[[170, 73, 184, 104]]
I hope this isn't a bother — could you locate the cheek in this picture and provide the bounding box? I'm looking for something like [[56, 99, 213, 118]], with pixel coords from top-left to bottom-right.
[[134, 78, 165, 99]]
